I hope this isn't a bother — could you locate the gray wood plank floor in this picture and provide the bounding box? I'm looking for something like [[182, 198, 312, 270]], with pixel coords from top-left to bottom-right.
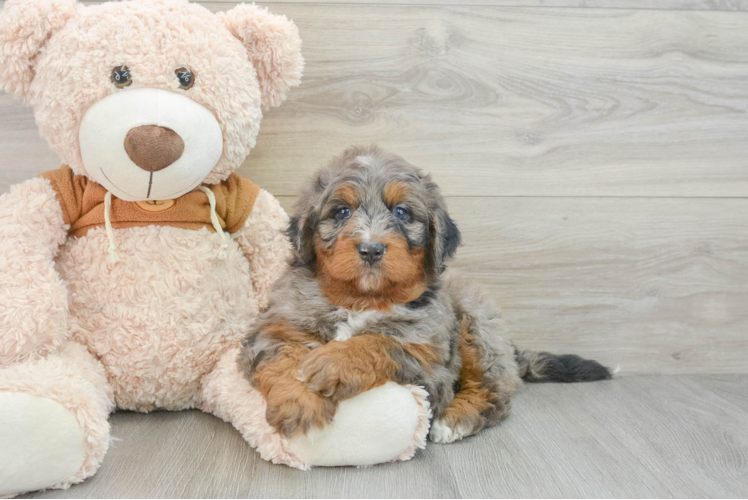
[[19, 375, 748, 498]]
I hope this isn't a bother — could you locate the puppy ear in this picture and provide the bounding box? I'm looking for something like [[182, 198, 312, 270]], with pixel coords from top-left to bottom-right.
[[430, 208, 461, 273], [286, 169, 331, 266], [0, 0, 78, 102], [222, 4, 304, 110], [426, 178, 461, 273], [285, 211, 318, 267]]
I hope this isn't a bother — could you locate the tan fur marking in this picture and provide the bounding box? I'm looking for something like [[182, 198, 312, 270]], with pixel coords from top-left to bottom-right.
[[383, 181, 410, 206], [402, 342, 440, 371], [333, 184, 359, 208], [300, 334, 401, 401], [440, 319, 495, 432], [251, 323, 336, 437], [315, 232, 427, 311], [380, 235, 426, 287], [264, 320, 320, 346]]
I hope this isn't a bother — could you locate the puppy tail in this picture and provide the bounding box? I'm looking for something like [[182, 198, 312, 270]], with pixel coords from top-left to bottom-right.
[[515, 348, 611, 383]]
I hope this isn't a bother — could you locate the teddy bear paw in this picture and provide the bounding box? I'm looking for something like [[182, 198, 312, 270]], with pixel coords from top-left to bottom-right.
[[285, 382, 427, 467], [0, 392, 86, 496]]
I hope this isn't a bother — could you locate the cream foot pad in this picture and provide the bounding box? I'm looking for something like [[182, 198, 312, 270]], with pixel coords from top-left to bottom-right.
[[0, 393, 86, 496]]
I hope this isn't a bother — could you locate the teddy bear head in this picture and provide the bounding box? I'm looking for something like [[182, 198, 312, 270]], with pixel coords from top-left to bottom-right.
[[0, 0, 302, 201]]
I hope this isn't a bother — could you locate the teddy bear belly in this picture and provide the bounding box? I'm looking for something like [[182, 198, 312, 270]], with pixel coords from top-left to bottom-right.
[[56, 226, 258, 412]]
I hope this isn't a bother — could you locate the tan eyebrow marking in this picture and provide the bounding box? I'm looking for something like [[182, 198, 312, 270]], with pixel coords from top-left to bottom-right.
[[383, 181, 410, 206], [333, 184, 359, 208]]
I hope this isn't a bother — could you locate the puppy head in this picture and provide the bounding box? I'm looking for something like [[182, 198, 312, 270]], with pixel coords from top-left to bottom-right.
[[288, 145, 461, 307]]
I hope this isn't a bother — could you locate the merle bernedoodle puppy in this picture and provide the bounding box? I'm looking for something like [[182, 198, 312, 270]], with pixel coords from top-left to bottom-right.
[[239, 146, 611, 443]]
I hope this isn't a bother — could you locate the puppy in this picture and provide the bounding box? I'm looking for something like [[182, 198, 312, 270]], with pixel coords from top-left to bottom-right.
[[239, 146, 610, 443]]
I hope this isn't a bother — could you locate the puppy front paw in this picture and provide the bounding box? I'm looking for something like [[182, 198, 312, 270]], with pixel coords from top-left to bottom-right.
[[299, 336, 399, 402], [265, 390, 338, 438], [298, 343, 356, 401]]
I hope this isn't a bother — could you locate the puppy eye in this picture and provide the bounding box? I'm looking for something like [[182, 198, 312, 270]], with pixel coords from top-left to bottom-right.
[[393, 207, 409, 221], [175, 67, 195, 90], [111, 66, 132, 88], [335, 207, 351, 221]]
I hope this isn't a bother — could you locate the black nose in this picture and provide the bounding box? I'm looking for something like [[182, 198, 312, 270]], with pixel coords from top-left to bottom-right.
[[357, 241, 386, 264]]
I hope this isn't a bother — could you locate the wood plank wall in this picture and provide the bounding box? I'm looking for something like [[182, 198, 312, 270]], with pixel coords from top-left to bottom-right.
[[1, 1, 746, 374]]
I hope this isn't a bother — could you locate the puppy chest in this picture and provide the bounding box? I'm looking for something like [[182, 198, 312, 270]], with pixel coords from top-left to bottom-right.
[[334, 310, 384, 341]]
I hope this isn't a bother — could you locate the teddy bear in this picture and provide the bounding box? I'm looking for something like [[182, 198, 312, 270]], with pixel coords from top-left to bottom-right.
[[0, 0, 430, 495]]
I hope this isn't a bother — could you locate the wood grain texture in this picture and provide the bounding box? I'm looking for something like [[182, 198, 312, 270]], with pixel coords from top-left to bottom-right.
[[17, 376, 748, 498], [274, 195, 748, 375], [201, 0, 748, 11], [0, 93, 61, 194], [688, 374, 748, 413], [3, 6, 748, 197], [223, 4, 748, 198], [443, 375, 745, 498]]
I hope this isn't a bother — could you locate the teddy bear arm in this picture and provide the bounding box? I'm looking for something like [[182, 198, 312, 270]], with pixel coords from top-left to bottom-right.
[[0, 176, 70, 366], [200, 348, 431, 469], [232, 189, 292, 311]]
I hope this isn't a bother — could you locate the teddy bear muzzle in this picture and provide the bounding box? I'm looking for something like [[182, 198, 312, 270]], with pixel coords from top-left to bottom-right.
[[79, 88, 224, 202]]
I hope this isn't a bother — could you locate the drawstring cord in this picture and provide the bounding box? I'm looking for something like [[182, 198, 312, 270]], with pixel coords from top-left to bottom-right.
[[198, 186, 228, 260], [103, 188, 227, 262], [104, 191, 120, 262]]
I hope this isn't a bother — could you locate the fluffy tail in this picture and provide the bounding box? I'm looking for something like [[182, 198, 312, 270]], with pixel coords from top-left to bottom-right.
[[515, 348, 611, 383]]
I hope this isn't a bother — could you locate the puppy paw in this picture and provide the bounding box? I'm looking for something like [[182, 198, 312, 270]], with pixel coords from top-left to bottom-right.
[[299, 337, 399, 403], [265, 390, 337, 438], [429, 417, 471, 444], [299, 343, 359, 401]]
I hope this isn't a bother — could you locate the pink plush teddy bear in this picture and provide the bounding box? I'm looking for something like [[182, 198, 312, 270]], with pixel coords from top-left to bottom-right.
[[0, 0, 430, 496]]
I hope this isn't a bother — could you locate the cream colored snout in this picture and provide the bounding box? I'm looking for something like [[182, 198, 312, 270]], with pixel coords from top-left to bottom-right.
[[79, 89, 223, 201]]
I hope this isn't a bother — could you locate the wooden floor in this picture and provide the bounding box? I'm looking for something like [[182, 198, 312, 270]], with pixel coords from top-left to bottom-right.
[[16, 375, 748, 499]]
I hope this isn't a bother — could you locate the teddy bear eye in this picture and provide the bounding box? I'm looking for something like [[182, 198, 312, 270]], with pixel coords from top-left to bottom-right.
[[111, 66, 132, 89], [175, 67, 195, 90]]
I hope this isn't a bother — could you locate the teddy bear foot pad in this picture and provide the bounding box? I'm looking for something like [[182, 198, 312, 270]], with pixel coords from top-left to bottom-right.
[[0, 393, 86, 496], [285, 382, 431, 467]]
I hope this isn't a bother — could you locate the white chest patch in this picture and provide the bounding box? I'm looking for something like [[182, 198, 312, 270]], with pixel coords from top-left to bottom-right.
[[334, 310, 382, 341]]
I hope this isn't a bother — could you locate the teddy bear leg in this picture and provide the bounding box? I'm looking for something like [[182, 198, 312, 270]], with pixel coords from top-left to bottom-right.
[[0, 341, 114, 496], [200, 348, 431, 469]]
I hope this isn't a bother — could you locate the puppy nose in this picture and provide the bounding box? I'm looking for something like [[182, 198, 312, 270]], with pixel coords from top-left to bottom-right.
[[357, 241, 386, 264], [124, 125, 185, 172]]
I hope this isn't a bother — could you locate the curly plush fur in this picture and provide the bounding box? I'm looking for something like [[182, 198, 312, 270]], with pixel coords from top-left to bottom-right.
[[0, 0, 309, 494], [239, 146, 612, 443]]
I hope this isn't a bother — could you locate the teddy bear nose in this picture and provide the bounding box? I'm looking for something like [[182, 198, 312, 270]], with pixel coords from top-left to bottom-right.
[[124, 125, 185, 172]]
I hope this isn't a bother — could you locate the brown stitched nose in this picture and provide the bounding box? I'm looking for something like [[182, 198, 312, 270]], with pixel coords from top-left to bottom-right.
[[124, 125, 185, 172]]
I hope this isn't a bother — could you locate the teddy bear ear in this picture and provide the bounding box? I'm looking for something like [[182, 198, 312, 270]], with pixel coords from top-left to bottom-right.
[[0, 0, 79, 102], [222, 4, 304, 110]]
